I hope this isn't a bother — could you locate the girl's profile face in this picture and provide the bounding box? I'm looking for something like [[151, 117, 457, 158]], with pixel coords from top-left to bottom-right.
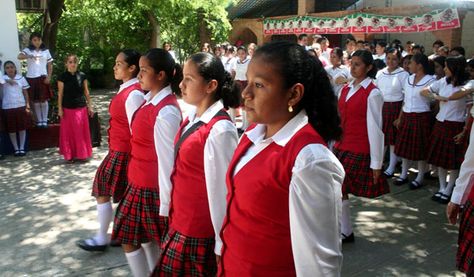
[[138, 56, 158, 91], [385, 53, 399, 71], [242, 57, 293, 125], [31, 37, 42, 49], [444, 63, 452, 78], [434, 62, 445, 79], [66, 56, 78, 73], [5, 63, 16, 77], [350, 56, 370, 80], [180, 60, 210, 106], [113, 53, 133, 81], [408, 59, 419, 75]]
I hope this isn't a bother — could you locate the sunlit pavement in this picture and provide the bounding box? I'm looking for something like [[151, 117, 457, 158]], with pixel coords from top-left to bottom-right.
[[0, 89, 465, 276]]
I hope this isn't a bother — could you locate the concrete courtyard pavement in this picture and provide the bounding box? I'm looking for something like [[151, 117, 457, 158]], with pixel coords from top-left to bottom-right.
[[0, 89, 466, 276]]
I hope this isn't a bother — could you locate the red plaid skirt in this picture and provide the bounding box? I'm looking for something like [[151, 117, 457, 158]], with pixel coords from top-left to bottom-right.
[[152, 228, 217, 276], [92, 150, 130, 203], [112, 185, 168, 245], [27, 76, 51, 102], [382, 101, 403, 146], [395, 112, 432, 161], [427, 120, 465, 170], [457, 176, 474, 275], [334, 149, 389, 198], [3, 107, 28, 133]]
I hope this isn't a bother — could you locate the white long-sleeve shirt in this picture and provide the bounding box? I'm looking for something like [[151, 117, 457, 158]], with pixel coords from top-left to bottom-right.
[[117, 78, 145, 128], [234, 110, 344, 276], [428, 77, 471, 123], [452, 126, 474, 205], [325, 65, 351, 97], [141, 86, 182, 216], [375, 67, 409, 102], [402, 74, 436, 113], [344, 77, 384, 169], [182, 101, 238, 255]]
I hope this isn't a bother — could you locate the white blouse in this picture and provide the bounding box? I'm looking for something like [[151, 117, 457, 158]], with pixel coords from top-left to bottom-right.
[[402, 74, 436, 113], [429, 77, 469, 122], [1, 74, 30, 109], [231, 58, 250, 81], [325, 65, 351, 97], [183, 101, 238, 255], [452, 126, 474, 205], [21, 48, 53, 78], [141, 86, 182, 217], [375, 67, 409, 102], [118, 78, 145, 128], [234, 110, 344, 276]]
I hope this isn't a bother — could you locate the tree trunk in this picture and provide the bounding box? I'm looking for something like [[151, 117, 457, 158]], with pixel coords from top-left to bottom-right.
[[198, 9, 211, 47], [146, 11, 160, 48], [42, 0, 65, 56]]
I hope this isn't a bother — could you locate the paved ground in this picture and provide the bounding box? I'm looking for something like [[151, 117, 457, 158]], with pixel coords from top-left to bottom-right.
[[0, 89, 466, 276]]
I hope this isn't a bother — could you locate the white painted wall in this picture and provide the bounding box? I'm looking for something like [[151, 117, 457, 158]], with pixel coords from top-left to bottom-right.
[[0, 0, 20, 72]]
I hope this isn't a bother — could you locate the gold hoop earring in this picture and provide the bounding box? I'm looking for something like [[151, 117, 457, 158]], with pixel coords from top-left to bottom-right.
[[288, 105, 293, 113]]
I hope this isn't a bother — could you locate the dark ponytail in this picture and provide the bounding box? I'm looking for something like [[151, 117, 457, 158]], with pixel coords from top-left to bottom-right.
[[120, 49, 141, 77], [351, 50, 377, 78], [188, 52, 240, 109], [143, 48, 182, 96], [253, 41, 342, 142], [411, 53, 431, 75]]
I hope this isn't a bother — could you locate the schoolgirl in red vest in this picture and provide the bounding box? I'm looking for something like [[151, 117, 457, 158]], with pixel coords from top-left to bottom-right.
[[153, 52, 240, 276], [421, 55, 471, 204], [112, 49, 182, 277], [76, 50, 144, 252], [334, 50, 389, 243], [218, 41, 345, 276], [393, 54, 435, 189]]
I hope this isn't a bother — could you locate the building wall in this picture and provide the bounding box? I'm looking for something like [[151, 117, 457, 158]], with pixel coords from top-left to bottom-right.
[[0, 0, 20, 72]]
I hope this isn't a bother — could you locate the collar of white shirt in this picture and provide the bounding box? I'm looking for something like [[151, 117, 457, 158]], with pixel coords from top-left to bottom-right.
[[245, 110, 308, 147], [382, 67, 403, 75], [348, 77, 372, 91], [187, 100, 224, 124], [143, 85, 172, 106], [119, 78, 139, 93]]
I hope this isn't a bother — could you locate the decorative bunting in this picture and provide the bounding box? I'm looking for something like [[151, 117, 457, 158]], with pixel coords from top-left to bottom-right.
[[263, 8, 460, 35]]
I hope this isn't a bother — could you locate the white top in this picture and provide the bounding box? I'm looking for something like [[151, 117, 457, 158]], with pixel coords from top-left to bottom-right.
[[452, 125, 474, 205], [21, 48, 53, 78], [373, 53, 386, 61], [344, 77, 384, 169], [183, 100, 238, 255], [142, 85, 182, 216], [0, 71, 5, 84], [321, 48, 332, 65], [231, 58, 250, 81], [1, 74, 30, 109], [467, 80, 474, 117], [325, 65, 350, 97], [234, 110, 344, 276], [429, 77, 470, 122], [375, 67, 409, 102], [221, 56, 236, 74], [118, 78, 145, 128], [402, 74, 436, 113]]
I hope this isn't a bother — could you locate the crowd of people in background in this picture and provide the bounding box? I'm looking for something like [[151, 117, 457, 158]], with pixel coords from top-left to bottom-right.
[[1, 31, 474, 276]]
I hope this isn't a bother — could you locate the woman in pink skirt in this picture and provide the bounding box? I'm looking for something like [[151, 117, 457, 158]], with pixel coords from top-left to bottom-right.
[[57, 54, 93, 162]]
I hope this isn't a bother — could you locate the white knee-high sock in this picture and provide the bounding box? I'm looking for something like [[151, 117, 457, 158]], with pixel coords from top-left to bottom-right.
[[415, 160, 427, 183], [95, 202, 113, 245], [444, 170, 459, 196], [142, 241, 160, 272], [33, 103, 42, 123], [40, 101, 49, 123], [19, 130, 26, 150], [386, 145, 398, 174], [437, 167, 447, 192], [8, 133, 19, 151], [341, 200, 353, 236], [125, 248, 150, 277], [400, 159, 409, 179]]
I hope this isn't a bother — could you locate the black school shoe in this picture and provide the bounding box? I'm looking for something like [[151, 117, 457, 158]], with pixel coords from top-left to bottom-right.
[[342, 233, 355, 244], [76, 238, 107, 252], [393, 177, 409, 186], [437, 193, 451, 204]]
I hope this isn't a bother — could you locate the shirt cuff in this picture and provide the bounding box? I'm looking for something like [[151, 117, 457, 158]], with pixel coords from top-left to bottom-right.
[[451, 191, 463, 205], [370, 160, 383, 170], [159, 203, 170, 216], [214, 240, 223, 255]]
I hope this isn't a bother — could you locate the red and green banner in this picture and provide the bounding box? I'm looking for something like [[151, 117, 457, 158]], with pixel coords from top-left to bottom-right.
[[263, 8, 460, 35]]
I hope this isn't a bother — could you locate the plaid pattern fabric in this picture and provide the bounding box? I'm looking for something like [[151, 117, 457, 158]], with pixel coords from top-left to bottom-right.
[[3, 107, 29, 133], [27, 76, 51, 102], [334, 149, 389, 198], [394, 112, 432, 161], [111, 185, 168, 245], [457, 180, 474, 275], [382, 101, 403, 146], [427, 120, 465, 170], [92, 150, 129, 203], [152, 228, 217, 276]]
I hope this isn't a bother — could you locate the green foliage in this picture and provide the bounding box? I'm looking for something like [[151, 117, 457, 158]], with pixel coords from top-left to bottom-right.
[[16, 0, 233, 88]]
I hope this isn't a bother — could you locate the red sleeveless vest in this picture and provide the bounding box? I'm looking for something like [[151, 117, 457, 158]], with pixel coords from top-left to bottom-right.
[[169, 111, 231, 238], [127, 94, 180, 188], [108, 82, 143, 152], [334, 82, 376, 154], [219, 124, 326, 277]]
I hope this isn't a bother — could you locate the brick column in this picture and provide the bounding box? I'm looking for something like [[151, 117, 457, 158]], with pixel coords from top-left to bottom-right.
[[298, 0, 315, 15]]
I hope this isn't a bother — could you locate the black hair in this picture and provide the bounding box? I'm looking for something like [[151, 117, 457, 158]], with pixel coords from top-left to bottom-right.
[[438, 46, 450, 55], [450, 46, 466, 57], [3, 60, 17, 75], [391, 39, 402, 46], [373, 59, 386, 71], [386, 47, 402, 60], [316, 36, 328, 44], [351, 50, 377, 78], [28, 32, 47, 50], [411, 53, 431, 74], [143, 48, 182, 95], [468, 59, 474, 69], [432, 55, 446, 69], [120, 49, 141, 77], [445, 55, 468, 86], [357, 40, 365, 44], [376, 41, 387, 48], [237, 46, 247, 53], [331, 47, 344, 60], [412, 44, 425, 54], [187, 52, 240, 109], [298, 34, 308, 41], [162, 42, 171, 48], [433, 40, 444, 47], [253, 41, 342, 142], [346, 37, 356, 44]]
